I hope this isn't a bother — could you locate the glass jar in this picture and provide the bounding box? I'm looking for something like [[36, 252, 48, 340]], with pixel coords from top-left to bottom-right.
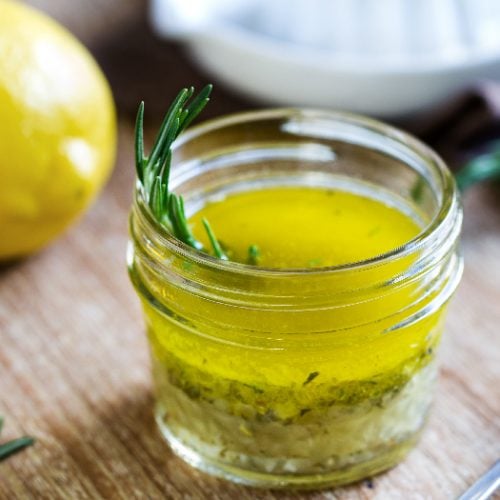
[[128, 109, 463, 489]]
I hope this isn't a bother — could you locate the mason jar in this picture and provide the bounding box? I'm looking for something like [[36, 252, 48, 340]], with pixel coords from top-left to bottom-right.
[[128, 109, 463, 489]]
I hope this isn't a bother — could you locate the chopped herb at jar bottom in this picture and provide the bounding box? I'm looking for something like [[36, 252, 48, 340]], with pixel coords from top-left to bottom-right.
[[156, 342, 438, 424], [303, 371, 320, 386]]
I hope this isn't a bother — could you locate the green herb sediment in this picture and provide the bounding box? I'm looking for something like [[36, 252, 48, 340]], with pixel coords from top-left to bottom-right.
[[303, 371, 320, 386], [153, 343, 437, 423]]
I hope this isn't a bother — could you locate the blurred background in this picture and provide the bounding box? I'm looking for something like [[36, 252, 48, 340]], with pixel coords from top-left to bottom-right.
[[151, 0, 500, 117], [23, 0, 251, 119], [1, 2, 498, 497], [23, 0, 500, 169]]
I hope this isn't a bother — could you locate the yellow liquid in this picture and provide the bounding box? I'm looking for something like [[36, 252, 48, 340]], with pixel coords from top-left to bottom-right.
[[138, 185, 445, 485], [190, 187, 421, 268], [144, 185, 441, 397]]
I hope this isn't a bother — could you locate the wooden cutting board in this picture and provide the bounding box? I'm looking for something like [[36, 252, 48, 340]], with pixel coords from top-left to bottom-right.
[[1, 2, 499, 498]]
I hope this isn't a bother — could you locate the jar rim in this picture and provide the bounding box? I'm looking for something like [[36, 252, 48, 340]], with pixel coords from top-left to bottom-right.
[[136, 108, 460, 277]]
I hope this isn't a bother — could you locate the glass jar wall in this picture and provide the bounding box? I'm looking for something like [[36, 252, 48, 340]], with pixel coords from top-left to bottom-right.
[[128, 110, 463, 489]]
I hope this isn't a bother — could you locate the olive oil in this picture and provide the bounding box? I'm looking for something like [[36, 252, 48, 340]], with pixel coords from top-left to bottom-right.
[[190, 186, 421, 268], [146, 185, 435, 405]]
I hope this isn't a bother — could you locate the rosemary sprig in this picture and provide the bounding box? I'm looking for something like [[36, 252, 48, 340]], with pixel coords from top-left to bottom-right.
[[455, 145, 500, 191], [0, 416, 34, 462], [134, 85, 228, 260]]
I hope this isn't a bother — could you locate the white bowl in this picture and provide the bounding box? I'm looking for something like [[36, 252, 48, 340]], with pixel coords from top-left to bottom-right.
[[150, 0, 500, 118]]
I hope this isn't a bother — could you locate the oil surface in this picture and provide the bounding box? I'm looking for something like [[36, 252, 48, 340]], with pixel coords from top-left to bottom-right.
[[189, 187, 421, 267]]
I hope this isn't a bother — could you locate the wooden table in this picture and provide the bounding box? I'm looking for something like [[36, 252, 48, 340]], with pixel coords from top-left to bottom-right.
[[1, 2, 499, 498]]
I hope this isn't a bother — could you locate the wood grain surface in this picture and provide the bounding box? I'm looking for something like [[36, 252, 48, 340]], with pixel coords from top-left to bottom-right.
[[1, 2, 499, 499]]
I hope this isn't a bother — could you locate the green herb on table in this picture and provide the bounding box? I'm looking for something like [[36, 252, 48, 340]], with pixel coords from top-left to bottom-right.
[[134, 85, 228, 260], [0, 416, 34, 462], [455, 144, 500, 191], [303, 371, 320, 386]]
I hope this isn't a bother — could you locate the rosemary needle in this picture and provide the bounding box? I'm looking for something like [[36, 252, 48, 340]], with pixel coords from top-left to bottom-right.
[[0, 437, 34, 461], [202, 218, 228, 260], [0, 416, 34, 462], [455, 146, 500, 192]]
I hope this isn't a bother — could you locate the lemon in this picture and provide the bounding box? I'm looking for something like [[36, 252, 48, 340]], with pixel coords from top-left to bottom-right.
[[0, 0, 117, 259]]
